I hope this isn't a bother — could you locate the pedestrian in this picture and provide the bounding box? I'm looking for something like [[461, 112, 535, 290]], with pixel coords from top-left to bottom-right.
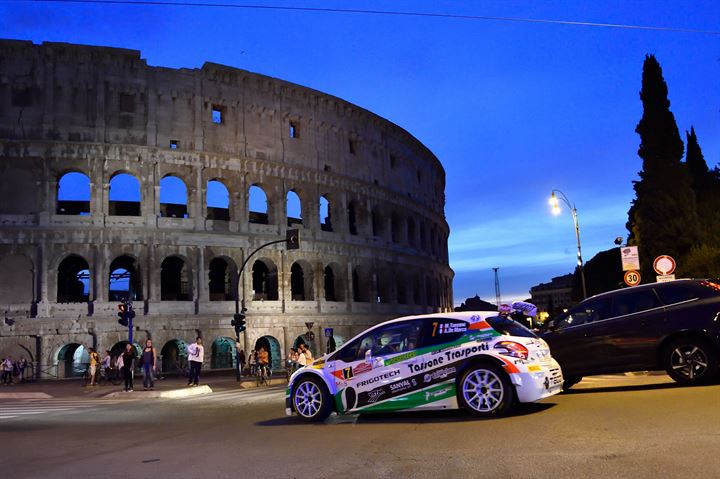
[[302, 343, 314, 363], [18, 357, 27, 382], [248, 349, 257, 375], [235, 341, 245, 381], [120, 343, 136, 392], [2, 357, 14, 385], [296, 345, 307, 367], [101, 350, 111, 374], [327, 334, 337, 354], [186, 337, 204, 386], [141, 339, 157, 391], [239, 349, 246, 376], [88, 347, 100, 386]]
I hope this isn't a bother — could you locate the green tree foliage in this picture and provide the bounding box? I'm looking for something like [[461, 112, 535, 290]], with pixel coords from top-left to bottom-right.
[[680, 244, 720, 278], [685, 127, 720, 251], [583, 248, 625, 296], [626, 54, 700, 279]]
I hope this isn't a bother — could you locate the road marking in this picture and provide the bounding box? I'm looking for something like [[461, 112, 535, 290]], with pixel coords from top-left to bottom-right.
[[173, 386, 285, 405], [0, 398, 130, 422]]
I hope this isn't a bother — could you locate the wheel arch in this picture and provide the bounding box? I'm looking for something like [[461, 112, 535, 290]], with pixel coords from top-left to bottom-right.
[[288, 369, 336, 413], [656, 330, 719, 369]]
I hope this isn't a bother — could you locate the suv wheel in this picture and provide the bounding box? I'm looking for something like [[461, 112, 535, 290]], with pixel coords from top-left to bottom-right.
[[664, 338, 718, 385], [562, 375, 583, 392], [457, 363, 514, 417], [292, 376, 332, 422]]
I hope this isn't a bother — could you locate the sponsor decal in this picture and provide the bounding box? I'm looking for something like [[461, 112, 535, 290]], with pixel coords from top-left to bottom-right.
[[342, 367, 354, 380], [356, 369, 401, 388], [424, 386, 451, 402], [353, 362, 373, 375], [407, 343, 489, 374], [423, 367, 456, 384], [389, 378, 418, 394], [528, 365, 542, 372], [437, 322, 467, 334], [366, 389, 385, 404], [384, 351, 417, 366]]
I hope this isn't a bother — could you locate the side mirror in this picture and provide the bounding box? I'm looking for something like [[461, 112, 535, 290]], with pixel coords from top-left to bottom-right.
[[546, 320, 556, 332]]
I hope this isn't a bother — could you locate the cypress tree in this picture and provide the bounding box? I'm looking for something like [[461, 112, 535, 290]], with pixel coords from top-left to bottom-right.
[[626, 54, 699, 278], [685, 127, 720, 249]]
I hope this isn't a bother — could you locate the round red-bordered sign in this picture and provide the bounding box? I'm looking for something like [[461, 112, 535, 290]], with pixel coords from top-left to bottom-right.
[[624, 270, 641, 286], [653, 255, 676, 275]]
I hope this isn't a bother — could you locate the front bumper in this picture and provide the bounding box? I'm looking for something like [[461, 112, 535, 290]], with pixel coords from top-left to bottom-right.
[[511, 361, 564, 403]]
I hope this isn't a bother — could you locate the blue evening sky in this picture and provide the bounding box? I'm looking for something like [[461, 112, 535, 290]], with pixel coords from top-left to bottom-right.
[[2, 1, 719, 305]]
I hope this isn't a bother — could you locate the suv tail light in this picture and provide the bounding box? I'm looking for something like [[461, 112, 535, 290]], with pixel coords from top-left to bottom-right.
[[494, 341, 529, 360], [700, 280, 720, 292]]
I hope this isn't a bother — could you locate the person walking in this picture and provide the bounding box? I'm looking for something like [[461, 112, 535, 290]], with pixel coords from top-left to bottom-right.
[[141, 339, 157, 391], [186, 337, 204, 386], [235, 341, 243, 381], [2, 357, 14, 385], [88, 348, 100, 386], [248, 349, 257, 376], [120, 343, 136, 392], [296, 345, 307, 368], [18, 358, 27, 383]]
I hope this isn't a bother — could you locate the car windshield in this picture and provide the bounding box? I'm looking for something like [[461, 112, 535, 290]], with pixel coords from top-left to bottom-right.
[[486, 315, 538, 338]]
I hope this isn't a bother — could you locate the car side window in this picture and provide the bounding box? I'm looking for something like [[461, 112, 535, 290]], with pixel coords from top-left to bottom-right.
[[656, 284, 699, 306], [418, 318, 468, 348], [555, 298, 610, 329], [353, 321, 422, 360], [610, 290, 661, 317]]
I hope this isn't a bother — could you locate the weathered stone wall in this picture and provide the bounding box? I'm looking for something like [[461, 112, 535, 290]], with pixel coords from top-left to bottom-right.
[[0, 40, 453, 377]]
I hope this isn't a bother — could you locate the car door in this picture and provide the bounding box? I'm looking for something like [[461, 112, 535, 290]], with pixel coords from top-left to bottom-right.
[[329, 320, 422, 413], [543, 297, 611, 375]]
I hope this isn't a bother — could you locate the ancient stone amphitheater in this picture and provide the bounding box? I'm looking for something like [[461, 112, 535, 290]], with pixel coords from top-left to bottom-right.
[[0, 40, 452, 378]]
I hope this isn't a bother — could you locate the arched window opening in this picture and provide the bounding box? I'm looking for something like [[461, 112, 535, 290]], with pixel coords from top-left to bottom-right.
[[57, 255, 90, 303], [290, 262, 314, 301], [255, 336, 282, 370], [287, 190, 302, 227], [209, 257, 233, 301], [161, 256, 191, 301], [57, 172, 90, 215], [425, 277, 433, 307], [420, 223, 428, 251], [413, 277, 422, 305], [376, 269, 392, 303], [352, 267, 370, 302], [252, 259, 278, 301], [207, 180, 230, 221], [109, 173, 141, 216], [249, 185, 269, 224], [391, 212, 402, 244], [371, 208, 384, 237], [293, 334, 318, 359], [109, 256, 142, 301], [211, 337, 236, 369], [56, 343, 87, 378], [407, 217, 416, 247], [160, 176, 188, 218], [160, 339, 188, 374], [397, 274, 408, 304], [320, 195, 332, 232], [348, 200, 358, 235], [323, 264, 344, 302]]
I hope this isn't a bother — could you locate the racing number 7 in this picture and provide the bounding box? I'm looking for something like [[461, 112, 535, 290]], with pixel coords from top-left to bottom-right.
[[431, 321, 438, 337]]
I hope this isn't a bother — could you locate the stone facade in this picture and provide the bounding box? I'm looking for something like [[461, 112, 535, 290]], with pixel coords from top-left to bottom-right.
[[0, 40, 453, 377]]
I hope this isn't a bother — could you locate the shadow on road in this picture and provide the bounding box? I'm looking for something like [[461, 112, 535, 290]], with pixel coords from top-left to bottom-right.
[[566, 382, 691, 395], [255, 402, 556, 427]]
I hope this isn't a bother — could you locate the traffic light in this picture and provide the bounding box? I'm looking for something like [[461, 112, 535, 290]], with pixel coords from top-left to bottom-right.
[[231, 308, 247, 337], [117, 302, 128, 326], [286, 228, 300, 250]]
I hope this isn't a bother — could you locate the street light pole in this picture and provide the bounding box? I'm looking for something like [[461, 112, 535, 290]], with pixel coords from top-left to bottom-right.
[[550, 190, 587, 299]]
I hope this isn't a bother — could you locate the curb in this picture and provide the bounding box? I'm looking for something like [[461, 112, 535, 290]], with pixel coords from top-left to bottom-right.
[[103, 385, 213, 399], [0, 392, 54, 399]]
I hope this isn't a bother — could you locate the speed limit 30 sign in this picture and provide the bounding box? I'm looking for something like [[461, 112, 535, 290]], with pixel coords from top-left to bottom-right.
[[624, 270, 641, 286]]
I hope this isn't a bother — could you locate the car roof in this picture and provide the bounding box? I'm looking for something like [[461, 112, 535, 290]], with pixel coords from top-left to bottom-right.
[[372, 311, 500, 327], [583, 278, 698, 302]]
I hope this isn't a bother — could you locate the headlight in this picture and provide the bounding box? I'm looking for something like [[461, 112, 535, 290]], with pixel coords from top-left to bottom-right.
[[494, 341, 529, 360]]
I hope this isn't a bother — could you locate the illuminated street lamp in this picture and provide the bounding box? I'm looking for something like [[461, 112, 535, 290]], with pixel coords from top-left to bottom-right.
[[549, 190, 587, 299]]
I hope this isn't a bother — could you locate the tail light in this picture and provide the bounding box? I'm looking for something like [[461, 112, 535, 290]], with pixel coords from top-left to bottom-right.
[[700, 280, 720, 292], [494, 341, 529, 360]]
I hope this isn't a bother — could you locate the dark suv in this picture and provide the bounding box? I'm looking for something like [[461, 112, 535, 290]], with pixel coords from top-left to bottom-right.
[[542, 279, 720, 389]]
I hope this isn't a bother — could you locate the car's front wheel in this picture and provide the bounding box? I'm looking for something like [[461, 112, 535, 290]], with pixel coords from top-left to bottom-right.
[[457, 363, 514, 417], [292, 376, 332, 422], [664, 337, 718, 385]]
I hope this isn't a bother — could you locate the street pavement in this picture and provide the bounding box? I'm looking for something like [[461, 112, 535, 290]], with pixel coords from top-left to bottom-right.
[[1, 373, 719, 479]]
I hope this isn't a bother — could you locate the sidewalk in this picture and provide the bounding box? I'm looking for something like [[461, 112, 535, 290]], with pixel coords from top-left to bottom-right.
[[0, 371, 288, 399]]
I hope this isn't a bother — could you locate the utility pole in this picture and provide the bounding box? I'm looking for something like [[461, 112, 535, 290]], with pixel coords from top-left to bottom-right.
[[493, 267, 501, 308]]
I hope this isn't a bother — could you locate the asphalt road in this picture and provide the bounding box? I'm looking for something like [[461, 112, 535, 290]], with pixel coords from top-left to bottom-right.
[[1, 374, 719, 479]]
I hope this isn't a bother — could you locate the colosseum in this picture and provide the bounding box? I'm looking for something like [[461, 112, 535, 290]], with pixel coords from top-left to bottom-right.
[[0, 39, 453, 379]]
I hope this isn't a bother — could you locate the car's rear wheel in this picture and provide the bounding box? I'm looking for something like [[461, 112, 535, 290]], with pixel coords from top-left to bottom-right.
[[664, 337, 718, 385], [292, 376, 332, 422], [562, 375, 583, 392], [457, 363, 514, 417]]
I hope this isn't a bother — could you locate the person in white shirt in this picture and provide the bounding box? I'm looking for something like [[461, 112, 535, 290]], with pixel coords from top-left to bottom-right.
[[296, 345, 307, 367], [186, 337, 204, 386]]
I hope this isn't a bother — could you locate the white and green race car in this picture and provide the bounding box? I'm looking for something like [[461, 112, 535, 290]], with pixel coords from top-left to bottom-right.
[[286, 310, 564, 422]]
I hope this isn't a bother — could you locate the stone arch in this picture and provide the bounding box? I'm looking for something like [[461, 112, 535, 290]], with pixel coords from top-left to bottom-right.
[[323, 262, 345, 302], [425, 275, 434, 306], [293, 334, 318, 359], [375, 264, 393, 303], [57, 254, 90, 303], [347, 199, 359, 235], [208, 256, 237, 301], [0, 254, 34, 304], [254, 335, 281, 370], [290, 260, 314, 301], [160, 339, 188, 373], [319, 194, 332, 232], [391, 211, 403, 244], [371, 206, 385, 238], [0, 343, 34, 378], [110, 341, 143, 369], [206, 179, 230, 221], [57, 171, 91, 215], [352, 264, 371, 303], [160, 175, 188, 218], [109, 254, 143, 301], [396, 269, 408, 305], [407, 216, 416, 247], [109, 171, 141, 216], [248, 184, 269, 224], [211, 337, 236, 369], [0, 163, 39, 214], [286, 189, 303, 227], [252, 258, 278, 300], [160, 255, 192, 301], [55, 342, 87, 378], [413, 274, 422, 305]]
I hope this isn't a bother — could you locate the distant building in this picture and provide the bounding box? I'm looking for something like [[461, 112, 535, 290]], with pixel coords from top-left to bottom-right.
[[455, 295, 498, 312], [529, 274, 574, 316]]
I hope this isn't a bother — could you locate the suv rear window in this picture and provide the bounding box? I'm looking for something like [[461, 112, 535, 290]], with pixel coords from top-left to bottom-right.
[[656, 283, 700, 306], [486, 315, 537, 338]]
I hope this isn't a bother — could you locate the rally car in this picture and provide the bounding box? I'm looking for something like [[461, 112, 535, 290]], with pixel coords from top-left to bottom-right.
[[286, 310, 564, 422]]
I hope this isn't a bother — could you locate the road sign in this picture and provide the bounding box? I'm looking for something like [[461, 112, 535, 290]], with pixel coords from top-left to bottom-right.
[[624, 270, 641, 286], [656, 274, 676, 283], [653, 255, 676, 275], [621, 246, 640, 271]]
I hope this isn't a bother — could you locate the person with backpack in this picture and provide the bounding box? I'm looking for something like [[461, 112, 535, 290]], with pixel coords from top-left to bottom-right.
[[140, 339, 157, 391]]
